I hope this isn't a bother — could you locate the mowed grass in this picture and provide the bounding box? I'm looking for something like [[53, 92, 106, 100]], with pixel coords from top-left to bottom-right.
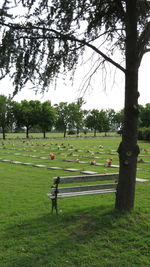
[[0, 137, 150, 267]]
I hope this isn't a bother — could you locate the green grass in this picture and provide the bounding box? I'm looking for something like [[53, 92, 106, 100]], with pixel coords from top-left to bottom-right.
[[0, 131, 118, 140], [0, 136, 150, 266]]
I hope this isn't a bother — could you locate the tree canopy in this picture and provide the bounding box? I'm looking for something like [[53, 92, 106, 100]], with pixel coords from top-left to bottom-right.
[[0, 0, 150, 95]]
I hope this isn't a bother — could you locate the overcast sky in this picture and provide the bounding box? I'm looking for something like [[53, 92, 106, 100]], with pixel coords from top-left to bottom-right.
[[0, 47, 149, 112]]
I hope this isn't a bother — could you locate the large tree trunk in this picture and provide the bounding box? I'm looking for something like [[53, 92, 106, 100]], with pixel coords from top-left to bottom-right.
[[115, 0, 140, 211]]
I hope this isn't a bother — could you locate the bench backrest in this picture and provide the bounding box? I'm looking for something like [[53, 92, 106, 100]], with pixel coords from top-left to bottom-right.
[[53, 173, 119, 185], [51, 183, 117, 194]]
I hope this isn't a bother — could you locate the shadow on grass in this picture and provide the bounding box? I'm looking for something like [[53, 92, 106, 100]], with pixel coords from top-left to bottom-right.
[[3, 202, 145, 267], [3, 204, 129, 247]]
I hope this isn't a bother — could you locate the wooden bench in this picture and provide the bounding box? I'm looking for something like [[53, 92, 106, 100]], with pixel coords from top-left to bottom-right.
[[47, 173, 119, 213]]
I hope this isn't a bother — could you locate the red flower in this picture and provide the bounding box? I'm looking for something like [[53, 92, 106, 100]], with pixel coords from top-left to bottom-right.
[[49, 153, 55, 160]]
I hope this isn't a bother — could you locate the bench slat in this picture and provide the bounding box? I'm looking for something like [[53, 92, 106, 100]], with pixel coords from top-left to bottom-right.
[[53, 173, 119, 184], [48, 188, 116, 199], [51, 183, 117, 194]]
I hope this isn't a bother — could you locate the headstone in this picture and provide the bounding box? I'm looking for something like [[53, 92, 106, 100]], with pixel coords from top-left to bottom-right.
[[21, 162, 33, 165], [47, 167, 63, 170], [80, 171, 98, 175], [32, 164, 46, 168], [136, 178, 148, 182]]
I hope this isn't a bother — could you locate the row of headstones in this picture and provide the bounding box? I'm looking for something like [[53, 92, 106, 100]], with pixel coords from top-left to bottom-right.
[[0, 149, 120, 168], [0, 145, 150, 159], [0, 145, 117, 156], [0, 148, 150, 166], [1, 157, 149, 181], [0, 153, 146, 174], [0, 157, 101, 174], [2, 140, 150, 154], [0, 149, 120, 167]]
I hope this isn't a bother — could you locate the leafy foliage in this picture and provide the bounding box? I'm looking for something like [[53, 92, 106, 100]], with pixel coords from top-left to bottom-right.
[[0, 0, 150, 95]]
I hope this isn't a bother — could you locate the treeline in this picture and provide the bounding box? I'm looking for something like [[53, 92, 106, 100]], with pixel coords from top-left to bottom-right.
[[0, 95, 150, 140]]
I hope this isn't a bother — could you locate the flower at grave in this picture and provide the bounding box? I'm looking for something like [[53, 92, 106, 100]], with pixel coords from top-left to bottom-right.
[[90, 160, 96, 165], [49, 153, 55, 160], [106, 158, 113, 166]]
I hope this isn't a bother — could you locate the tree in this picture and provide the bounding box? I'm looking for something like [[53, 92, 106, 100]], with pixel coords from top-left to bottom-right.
[[0, 0, 150, 211], [85, 109, 101, 136], [38, 101, 56, 138], [106, 109, 124, 132], [14, 100, 41, 138], [139, 103, 150, 127], [68, 98, 84, 136], [99, 110, 110, 135], [0, 95, 12, 139], [55, 102, 70, 138]]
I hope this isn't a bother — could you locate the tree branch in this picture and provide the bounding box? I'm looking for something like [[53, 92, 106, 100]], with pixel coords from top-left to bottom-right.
[[1, 22, 126, 74], [137, 21, 150, 66]]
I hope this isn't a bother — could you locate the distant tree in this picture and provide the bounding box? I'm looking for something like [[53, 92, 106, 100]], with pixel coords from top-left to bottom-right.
[[68, 98, 85, 136], [55, 102, 70, 138], [114, 110, 124, 132], [85, 109, 101, 137], [13, 100, 41, 138], [99, 110, 110, 135], [0, 95, 11, 139], [38, 101, 56, 138], [139, 103, 150, 127]]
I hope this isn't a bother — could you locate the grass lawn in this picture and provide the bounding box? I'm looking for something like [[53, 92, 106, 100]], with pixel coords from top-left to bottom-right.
[[0, 136, 150, 266]]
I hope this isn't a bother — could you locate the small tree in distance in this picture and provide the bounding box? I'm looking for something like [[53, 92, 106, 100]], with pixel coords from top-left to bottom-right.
[[38, 101, 56, 138], [0, 95, 11, 139]]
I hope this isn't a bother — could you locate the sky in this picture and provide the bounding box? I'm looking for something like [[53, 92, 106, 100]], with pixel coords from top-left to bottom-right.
[[0, 51, 149, 111]]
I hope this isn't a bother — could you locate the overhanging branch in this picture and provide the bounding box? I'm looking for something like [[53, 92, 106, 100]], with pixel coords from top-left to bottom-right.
[[1, 22, 126, 74]]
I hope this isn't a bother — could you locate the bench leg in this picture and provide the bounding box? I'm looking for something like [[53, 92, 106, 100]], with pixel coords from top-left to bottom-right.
[[51, 198, 58, 214]]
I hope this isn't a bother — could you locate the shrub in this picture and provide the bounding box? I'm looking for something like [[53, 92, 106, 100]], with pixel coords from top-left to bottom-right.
[[68, 130, 76, 135], [138, 127, 150, 141]]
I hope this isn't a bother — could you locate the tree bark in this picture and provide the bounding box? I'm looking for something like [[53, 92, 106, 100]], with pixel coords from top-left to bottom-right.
[[43, 130, 46, 138], [115, 0, 140, 211], [64, 129, 66, 138], [26, 127, 29, 139]]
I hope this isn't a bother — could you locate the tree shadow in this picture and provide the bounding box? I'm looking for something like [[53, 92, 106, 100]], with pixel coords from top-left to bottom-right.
[[2, 205, 132, 266]]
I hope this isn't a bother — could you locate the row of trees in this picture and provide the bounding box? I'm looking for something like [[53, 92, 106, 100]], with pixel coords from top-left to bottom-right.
[[0, 95, 149, 140]]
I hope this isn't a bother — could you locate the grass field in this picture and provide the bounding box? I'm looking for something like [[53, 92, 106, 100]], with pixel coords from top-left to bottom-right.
[[0, 131, 118, 140], [0, 136, 150, 267]]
